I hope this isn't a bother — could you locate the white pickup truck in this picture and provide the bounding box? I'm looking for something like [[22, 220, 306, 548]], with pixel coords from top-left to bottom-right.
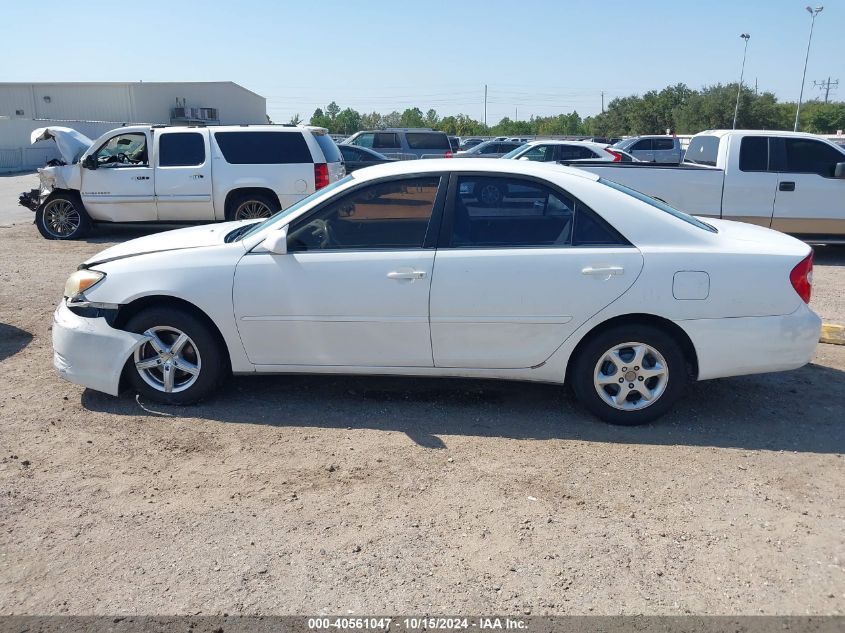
[[20, 124, 345, 240], [573, 130, 845, 241]]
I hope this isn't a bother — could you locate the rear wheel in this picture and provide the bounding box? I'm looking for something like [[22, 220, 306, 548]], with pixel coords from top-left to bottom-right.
[[124, 307, 226, 405], [571, 324, 688, 425], [36, 193, 91, 240], [226, 192, 278, 221]]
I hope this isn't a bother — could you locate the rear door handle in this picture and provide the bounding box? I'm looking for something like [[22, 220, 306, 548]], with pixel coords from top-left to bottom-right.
[[582, 265, 624, 277], [387, 270, 426, 280], [779, 181, 796, 192]]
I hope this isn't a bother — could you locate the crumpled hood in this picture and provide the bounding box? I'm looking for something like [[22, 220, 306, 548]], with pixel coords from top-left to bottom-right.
[[84, 221, 254, 267], [31, 126, 93, 164]]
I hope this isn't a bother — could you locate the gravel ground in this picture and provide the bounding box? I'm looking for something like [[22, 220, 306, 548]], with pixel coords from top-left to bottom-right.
[[0, 179, 843, 616]]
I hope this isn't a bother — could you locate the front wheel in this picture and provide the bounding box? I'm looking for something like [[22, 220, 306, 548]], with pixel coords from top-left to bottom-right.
[[124, 307, 227, 405], [35, 193, 91, 240], [570, 324, 688, 425]]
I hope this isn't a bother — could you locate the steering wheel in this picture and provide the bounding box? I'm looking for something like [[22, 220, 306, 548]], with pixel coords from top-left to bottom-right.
[[116, 152, 129, 164], [290, 219, 332, 249]]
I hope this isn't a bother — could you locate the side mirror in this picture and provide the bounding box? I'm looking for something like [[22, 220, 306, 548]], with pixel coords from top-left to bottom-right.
[[835, 162, 845, 179], [260, 226, 288, 255], [82, 154, 98, 170]]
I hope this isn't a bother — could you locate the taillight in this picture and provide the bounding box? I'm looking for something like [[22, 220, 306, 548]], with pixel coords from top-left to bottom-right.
[[314, 163, 329, 189], [605, 149, 622, 162], [444, 151, 453, 159], [789, 252, 814, 304]]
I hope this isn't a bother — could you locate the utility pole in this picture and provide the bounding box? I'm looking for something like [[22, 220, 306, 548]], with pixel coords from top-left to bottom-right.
[[813, 77, 839, 102], [795, 6, 824, 132], [601, 91, 605, 113], [733, 33, 751, 130], [483, 84, 488, 128]]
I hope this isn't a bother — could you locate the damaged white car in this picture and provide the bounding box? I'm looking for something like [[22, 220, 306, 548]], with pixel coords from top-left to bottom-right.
[[20, 124, 344, 240]]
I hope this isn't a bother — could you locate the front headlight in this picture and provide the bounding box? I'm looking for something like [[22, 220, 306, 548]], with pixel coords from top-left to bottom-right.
[[63, 269, 105, 299]]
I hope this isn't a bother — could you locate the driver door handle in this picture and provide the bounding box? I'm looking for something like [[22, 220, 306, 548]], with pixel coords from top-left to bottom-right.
[[582, 265, 624, 277], [387, 270, 426, 280]]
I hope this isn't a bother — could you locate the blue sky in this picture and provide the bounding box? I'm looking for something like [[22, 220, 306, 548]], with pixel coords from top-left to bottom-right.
[[2, 0, 841, 123]]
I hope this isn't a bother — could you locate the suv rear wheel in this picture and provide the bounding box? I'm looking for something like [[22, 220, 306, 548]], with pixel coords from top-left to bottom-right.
[[226, 192, 278, 221]]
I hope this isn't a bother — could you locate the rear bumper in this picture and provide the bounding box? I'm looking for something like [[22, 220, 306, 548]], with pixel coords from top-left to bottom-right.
[[52, 301, 146, 396], [679, 303, 822, 381]]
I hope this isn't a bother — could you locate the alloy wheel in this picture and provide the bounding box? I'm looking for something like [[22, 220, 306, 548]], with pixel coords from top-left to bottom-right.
[[234, 200, 273, 220], [134, 326, 202, 394], [593, 341, 668, 411], [43, 199, 81, 237]]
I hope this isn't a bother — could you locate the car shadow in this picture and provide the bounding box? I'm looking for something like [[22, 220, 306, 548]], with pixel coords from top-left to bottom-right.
[[81, 361, 845, 454], [0, 323, 33, 362]]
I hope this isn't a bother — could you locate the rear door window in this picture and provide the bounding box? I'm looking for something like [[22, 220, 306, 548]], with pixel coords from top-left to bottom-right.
[[739, 136, 769, 172], [313, 133, 342, 163], [159, 132, 205, 167], [214, 131, 312, 164], [783, 138, 844, 177], [373, 133, 400, 150], [406, 132, 450, 150]]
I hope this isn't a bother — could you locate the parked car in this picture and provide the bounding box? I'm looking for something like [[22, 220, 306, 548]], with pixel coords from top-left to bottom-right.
[[338, 144, 396, 172], [612, 136, 683, 163], [343, 128, 453, 159], [507, 137, 532, 143], [459, 138, 485, 151], [22, 125, 345, 240], [52, 158, 819, 425], [455, 140, 523, 158], [503, 140, 637, 163], [581, 137, 622, 145], [577, 130, 845, 241], [448, 136, 460, 153]]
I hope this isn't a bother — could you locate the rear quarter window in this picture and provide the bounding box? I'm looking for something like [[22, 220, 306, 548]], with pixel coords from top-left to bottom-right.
[[214, 131, 312, 164], [406, 132, 451, 150], [312, 133, 342, 163], [685, 135, 720, 166]]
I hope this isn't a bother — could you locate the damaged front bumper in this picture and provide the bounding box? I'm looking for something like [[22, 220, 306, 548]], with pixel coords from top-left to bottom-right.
[[18, 188, 42, 212], [52, 300, 146, 396]]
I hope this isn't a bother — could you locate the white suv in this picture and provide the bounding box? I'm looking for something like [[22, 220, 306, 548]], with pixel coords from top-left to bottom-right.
[[28, 124, 345, 239]]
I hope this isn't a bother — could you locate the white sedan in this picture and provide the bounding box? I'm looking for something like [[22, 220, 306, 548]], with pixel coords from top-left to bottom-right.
[[502, 140, 636, 163], [52, 159, 821, 425]]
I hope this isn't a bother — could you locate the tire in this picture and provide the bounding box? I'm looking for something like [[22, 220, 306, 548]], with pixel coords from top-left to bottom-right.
[[474, 182, 505, 206], [570, 324, 688, 426], [124, 307, 227, 405], [35, 192, 91, 240], [225, 192, 278, 221]]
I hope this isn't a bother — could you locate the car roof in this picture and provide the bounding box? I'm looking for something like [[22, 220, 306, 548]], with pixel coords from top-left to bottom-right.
[[348, 157, 600, 182], [699, 129, 829, 139], [521, 139, 610, 150]]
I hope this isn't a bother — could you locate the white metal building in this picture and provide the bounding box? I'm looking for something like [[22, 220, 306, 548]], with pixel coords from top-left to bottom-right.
[[0, 81, 267, 172], [0, 81, 266, 126]]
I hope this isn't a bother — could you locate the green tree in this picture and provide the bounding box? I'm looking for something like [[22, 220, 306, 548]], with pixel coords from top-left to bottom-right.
[[309, 107, 332, 129], [335, 107, 362, 135], [400, 107, 425, 128], [424, 108, 439, 128], [288, 113, 302, 125]]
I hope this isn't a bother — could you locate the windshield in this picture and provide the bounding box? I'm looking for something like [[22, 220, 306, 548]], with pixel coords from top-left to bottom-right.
[[501, 143, 531, 159], [612, 138, 635, 150], [238, 176, 353, 241], [599, 178, 717, 233]]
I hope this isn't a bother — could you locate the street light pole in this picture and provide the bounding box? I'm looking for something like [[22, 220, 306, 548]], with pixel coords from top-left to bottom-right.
[[732, 33, 751, 129], [795, 6, 824, 132]]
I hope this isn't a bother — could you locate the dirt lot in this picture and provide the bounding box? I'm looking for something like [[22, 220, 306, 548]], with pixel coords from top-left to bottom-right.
[[0, 173, 844, 616]]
